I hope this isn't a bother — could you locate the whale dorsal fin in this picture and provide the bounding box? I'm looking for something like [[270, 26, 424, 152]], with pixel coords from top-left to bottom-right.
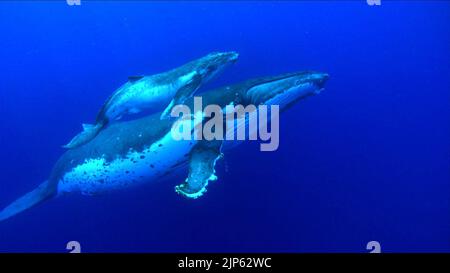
[[175, 140, 223, 199], [128, 75, 144, 82], [62, 123, 104, 149], [82, 123, 94, 130]]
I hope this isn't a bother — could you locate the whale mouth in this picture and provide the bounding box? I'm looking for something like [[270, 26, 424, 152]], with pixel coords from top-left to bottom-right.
[[246, 71, 329, 107]]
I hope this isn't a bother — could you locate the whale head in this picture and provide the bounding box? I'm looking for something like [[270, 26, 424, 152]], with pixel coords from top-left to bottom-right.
[[194, 51, 239, 83], [244, 71, 329, 110]]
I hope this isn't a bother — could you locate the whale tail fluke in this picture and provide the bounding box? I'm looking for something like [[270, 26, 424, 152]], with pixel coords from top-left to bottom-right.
[[0, 180, 56, 223], [63, 122, 105, 149]]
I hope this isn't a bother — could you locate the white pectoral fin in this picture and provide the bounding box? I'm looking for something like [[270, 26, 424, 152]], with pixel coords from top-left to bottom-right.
[[160, 72, 203, 120], [160, 100, 175, 120], [184, 71, 203, 93], [175, 140, 223, 199], [181, 70, 200, 85]]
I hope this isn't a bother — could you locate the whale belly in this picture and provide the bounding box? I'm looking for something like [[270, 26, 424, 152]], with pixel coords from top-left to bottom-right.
[[57, 133, 196, 195]]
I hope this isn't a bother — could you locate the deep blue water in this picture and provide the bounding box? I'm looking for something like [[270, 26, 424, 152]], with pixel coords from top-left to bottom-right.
[[0, 1, 449, 253]]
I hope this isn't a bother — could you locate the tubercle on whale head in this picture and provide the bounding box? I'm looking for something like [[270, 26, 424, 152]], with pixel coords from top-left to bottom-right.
[[243, 71, 329, 109]]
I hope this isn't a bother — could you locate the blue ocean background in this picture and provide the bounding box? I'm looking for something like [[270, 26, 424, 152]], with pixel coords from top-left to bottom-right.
[[0, 1, 449, 253]]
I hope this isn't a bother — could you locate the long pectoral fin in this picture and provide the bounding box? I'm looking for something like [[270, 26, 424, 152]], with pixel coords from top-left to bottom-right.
[[175, 140, 223, 199], [160, 71, 203, 120]]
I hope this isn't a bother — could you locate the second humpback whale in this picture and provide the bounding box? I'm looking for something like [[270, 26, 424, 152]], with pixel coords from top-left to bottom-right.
[[0, 71, 328, 222], [63, 51, 239, 149]]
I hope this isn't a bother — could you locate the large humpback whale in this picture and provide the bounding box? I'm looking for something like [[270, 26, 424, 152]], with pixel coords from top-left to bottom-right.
[[63, 51, 239, 149], [0, 71, 328, 222]]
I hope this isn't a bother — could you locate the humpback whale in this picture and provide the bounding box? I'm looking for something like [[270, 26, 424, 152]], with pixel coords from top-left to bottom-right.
[[0, 71, 328, 222], [63, 51, 239, 149]]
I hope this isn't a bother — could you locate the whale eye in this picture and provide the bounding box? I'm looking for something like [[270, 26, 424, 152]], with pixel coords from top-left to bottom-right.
[[295, 80, 302, 86]]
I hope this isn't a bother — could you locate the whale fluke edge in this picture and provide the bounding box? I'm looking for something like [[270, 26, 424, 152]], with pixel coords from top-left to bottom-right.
[[0, 181, 56, 222]]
